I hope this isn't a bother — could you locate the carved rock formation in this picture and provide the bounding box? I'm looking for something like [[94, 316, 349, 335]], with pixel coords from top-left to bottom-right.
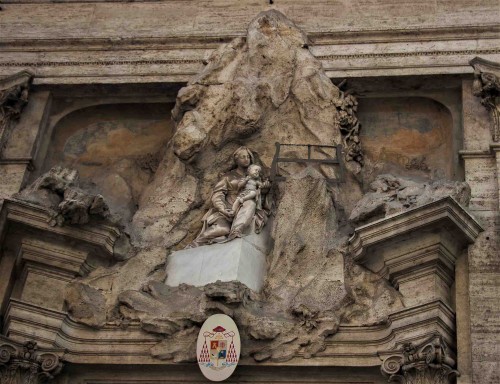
[[15, 166, 112, 226], [342, 260, 405, 326], [132, 9, 363, 247], [63, 10, 403, 364], [65, 283, 108, 328], [349, 174, 471, 225], [170, 10, 361, 167]]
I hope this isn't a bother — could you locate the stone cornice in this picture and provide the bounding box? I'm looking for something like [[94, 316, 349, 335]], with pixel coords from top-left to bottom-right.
[[4, 298, 455, 367], [1, 24, 499, 51], [349, 197, 483, 261], [349, 197, 482, 310], [2, 29, 500, 83], [0, 198, 121, 256]]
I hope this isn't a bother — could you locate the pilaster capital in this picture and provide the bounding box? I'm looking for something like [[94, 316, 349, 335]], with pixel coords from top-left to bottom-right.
[[0, 337, 64, 384], [380, 335, 459, 384], [470, 57, 500, 142]]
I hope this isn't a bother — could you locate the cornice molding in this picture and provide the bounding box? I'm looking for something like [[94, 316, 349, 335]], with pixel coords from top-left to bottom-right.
[[349, 197, 483, 261], [0, 198, 121, 256], [1, 24, 499, 50], [3, 298, 455, 367], [1, 49, 499, 70]]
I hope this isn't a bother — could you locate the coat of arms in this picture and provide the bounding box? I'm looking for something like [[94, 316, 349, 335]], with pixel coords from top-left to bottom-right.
[[197, 314, 240, 381]]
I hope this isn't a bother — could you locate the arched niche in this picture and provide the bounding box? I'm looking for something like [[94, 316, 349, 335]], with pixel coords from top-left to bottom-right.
[[357, 96, 456, 184], [41, 103, 175, 222]]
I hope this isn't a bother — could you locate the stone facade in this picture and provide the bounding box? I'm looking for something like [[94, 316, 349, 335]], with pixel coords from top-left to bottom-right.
[[0, 2, 499, 384]]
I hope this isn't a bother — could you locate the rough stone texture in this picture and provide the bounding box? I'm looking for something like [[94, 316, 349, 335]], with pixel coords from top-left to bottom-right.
[[349, 174, 471, 225], [111, 11, 365, 331], [14, 165, 113, 227], [64, 246, 168, 324], [65, 282, 107, 328], [58, 13, 404, 366], [42, 103, 174, 226], [0, 164, 27, 202], [170, 9, 361, 170], [342, 261, 404, 326], [0, 71, 31, 155], [54, 11, 477, 370]]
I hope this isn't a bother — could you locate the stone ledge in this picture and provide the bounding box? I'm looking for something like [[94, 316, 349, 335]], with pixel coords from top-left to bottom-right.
[[350, 197, 482, 260], [0, 198, 121, 256], [3, 297, 455, 367]]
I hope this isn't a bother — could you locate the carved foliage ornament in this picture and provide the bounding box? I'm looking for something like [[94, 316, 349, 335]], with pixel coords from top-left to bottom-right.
[[470, 57, 500, 142], [0, 340, 63, 384], [380, 335, 459, 384], [0, 71, 32, 154]]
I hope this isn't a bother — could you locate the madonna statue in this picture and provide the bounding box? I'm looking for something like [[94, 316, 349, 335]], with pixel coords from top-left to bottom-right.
[[186, 146, 272, 248]]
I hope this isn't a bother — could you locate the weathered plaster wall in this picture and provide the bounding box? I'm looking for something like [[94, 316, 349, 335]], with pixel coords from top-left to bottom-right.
[[359, 97, 454, 182]]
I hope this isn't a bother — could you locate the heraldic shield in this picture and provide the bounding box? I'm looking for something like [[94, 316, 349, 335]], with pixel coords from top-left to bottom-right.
[[197, 314, 241, 381]]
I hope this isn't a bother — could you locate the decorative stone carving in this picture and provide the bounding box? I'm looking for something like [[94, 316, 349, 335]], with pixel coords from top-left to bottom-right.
[[0, 337, 64, 384], [15, 166, 111, 226], [349, 174, 471, 225], [470, 57, 500, 142], [187, 146, 272, 248], [0, 71, 32, 155], [380, 335, 459, 384], [169, 9, 362, 171], [35, 10, 472, 371], [336, 92, 363, 167]]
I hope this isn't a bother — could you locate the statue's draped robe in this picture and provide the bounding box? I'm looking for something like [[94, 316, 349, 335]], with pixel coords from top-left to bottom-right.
[[190, 169, 270, 247]]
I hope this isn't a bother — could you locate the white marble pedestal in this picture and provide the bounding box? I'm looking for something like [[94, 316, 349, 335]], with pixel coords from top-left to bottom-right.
[[165, 229, 271, 292]]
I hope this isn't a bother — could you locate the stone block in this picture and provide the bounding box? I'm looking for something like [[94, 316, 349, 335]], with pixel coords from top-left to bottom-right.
[[165, 231, 271, 292]]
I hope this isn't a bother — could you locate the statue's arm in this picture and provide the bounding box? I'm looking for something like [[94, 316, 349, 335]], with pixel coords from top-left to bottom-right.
[[211, 178, 230, 213]]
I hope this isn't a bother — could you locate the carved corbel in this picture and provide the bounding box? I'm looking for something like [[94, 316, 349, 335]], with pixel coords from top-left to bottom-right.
[[0, 71, 33, 155], [380, 335, 459, 384], [0, 337, 64, 384], [470, 57, 500, 142]]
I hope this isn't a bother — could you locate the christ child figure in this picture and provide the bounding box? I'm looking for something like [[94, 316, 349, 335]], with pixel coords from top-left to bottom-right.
[[230, 164, 264, 214]]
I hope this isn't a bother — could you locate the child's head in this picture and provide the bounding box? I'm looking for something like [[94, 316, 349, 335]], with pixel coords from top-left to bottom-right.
[[247, 164, 262, 178]]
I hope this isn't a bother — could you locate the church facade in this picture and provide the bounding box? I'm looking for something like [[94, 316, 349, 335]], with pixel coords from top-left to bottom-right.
[[0, 2, 499, 383]]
